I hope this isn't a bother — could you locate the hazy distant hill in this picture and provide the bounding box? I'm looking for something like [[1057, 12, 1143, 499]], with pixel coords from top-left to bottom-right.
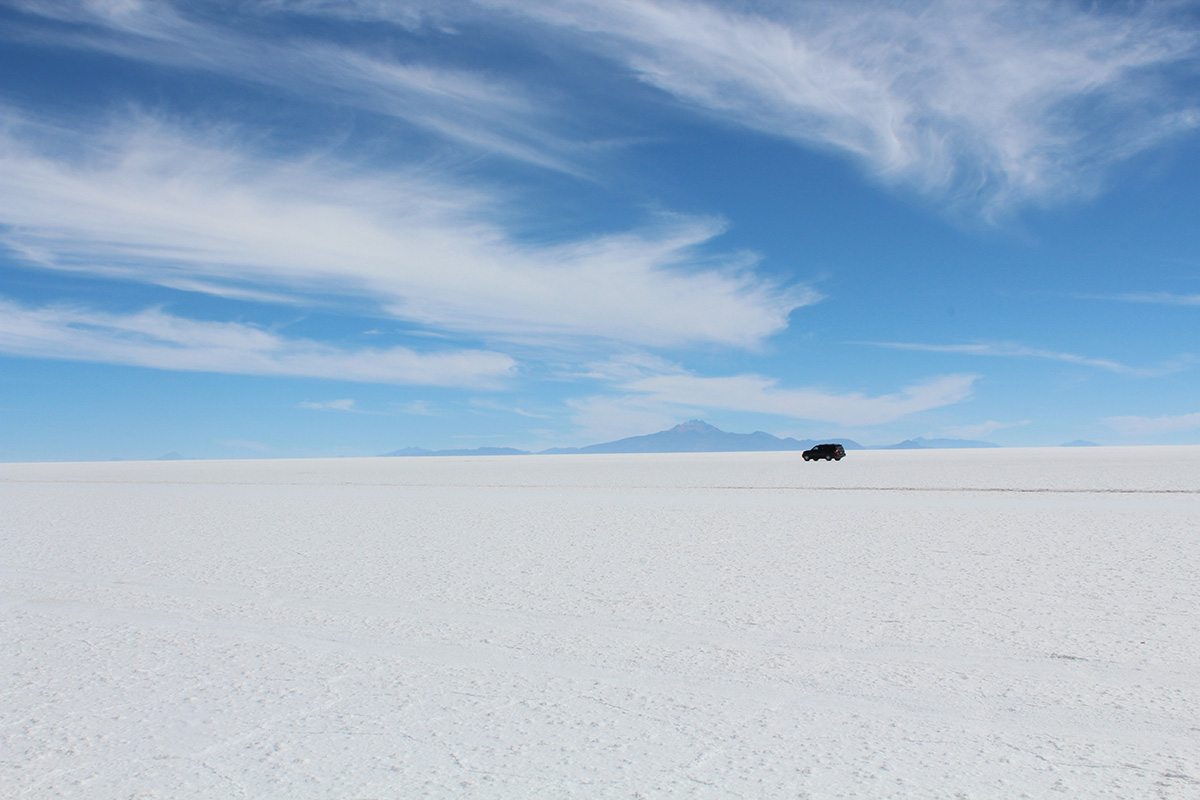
[[542, 420, 862, 454], [381, 420, 1008, 457], [380, 446, 530, 457], [1061, 440, 1101, 447], [880, 437, 1000, 450], [383, 420, 863, 457]]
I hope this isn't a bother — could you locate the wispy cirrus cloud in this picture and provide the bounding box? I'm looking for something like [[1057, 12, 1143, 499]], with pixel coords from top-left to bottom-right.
[[567, 354, 979, 435], [1105, 411, 1200, 437], [0, 114, 814, 349], [10, 0, 1198, 215], [393, 400, 437, 416], [298, 398, 441, 415], [59, 0, 1197, 213], [1092, 292, 1200, 307], [864, 341, 1165, 376], [470, 398, 550, 419], [299, 398, 358, 411], [0, 298, 517, 387], [942, 419, 1030, 441], [622, 371, 979, 427], [4, 0, 580, 173], [499, 0, 1200, 214]]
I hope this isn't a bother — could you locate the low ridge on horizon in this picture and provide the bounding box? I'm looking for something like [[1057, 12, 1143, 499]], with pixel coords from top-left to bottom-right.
[[381, 420, 1004, 457]]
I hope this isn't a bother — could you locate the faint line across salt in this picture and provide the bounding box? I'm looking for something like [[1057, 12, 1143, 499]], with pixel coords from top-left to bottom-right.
[[2, 478, 1196, 494]]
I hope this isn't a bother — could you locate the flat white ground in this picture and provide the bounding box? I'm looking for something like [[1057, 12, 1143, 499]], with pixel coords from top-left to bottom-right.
[[3, 448, 1199, 798]]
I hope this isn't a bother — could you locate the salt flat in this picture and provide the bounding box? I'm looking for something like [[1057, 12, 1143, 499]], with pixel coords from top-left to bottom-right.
[[3, 448, 1199, 798]]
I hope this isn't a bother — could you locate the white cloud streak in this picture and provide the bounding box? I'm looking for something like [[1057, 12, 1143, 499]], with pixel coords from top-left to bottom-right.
[[621, 371, 979, 427], [12, 0, 1197, 214], [0, 298, 517, 387], [392, 400, 437, 416], [865, 341, 1159, 376], [299, 398, 358, 411], [1105, 411, 1200, 437], [1096, 292, 1200, 307], [566, 351, 978, 431], [500, 0, 1200, 213], [0, 115, 814, 348], [942, 419, 1030, 440], [6, 0, 579, 173]]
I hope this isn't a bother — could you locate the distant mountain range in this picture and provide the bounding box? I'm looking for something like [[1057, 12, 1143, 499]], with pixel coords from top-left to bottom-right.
[[381, 420, 1002, 457], [879, 437, 1001, 450], [382, 446, 530, 457], [540, 419, 863, 454]]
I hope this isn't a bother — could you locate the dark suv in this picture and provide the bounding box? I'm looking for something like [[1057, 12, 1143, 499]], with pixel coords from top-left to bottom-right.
[[803, 443, 845, 462]]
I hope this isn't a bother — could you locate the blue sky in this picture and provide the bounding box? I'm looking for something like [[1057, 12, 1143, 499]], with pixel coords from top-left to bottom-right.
[[2, 0, 1199, 460]]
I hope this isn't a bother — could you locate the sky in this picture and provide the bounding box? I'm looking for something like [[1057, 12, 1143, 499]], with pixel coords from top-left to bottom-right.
[[1, 0, 1199, 461]]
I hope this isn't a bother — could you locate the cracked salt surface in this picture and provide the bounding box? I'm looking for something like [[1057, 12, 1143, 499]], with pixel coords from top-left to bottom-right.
[[3, 447, 1199, 798]]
